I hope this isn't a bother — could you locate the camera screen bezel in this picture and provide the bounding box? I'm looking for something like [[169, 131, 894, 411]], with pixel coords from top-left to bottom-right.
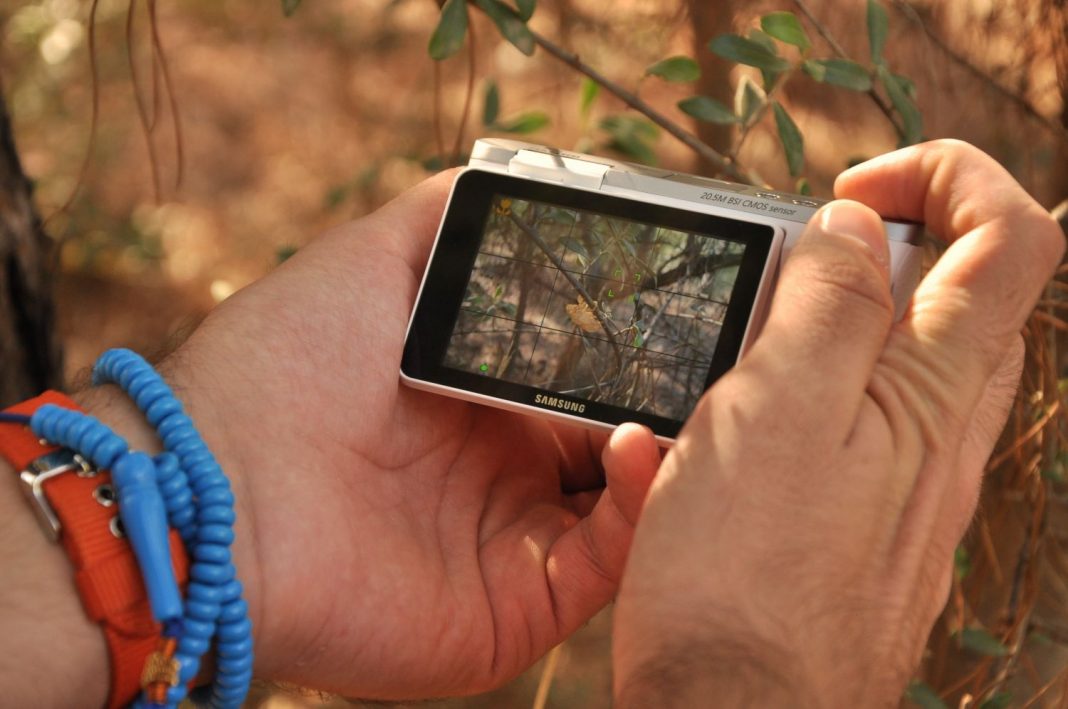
[[400, 168, 776, 439]]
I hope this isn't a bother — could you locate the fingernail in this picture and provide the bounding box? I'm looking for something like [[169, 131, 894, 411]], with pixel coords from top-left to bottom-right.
[[820, 201, 889, 268]]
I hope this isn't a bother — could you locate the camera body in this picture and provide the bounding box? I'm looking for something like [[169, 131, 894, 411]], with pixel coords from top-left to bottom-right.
[[400, 139, 923, 443]]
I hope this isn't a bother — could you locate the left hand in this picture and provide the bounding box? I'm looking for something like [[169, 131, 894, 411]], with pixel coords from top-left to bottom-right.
[[81, 169, 661, 699]]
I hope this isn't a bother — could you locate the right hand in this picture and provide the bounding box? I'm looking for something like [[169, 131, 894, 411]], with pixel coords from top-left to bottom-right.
[[612, 140, 1066, 707]]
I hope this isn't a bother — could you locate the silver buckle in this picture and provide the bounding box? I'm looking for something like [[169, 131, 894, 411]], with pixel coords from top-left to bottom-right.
[[19, 448, 96, 541]]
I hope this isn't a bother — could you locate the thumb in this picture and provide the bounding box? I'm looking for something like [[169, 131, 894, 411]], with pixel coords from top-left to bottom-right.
[[748, 200, 895, 424]]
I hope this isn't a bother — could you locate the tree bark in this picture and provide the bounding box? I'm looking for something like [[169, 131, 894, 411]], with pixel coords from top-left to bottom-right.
[[687, 0, 738, 173], [0, 86, 64, 406]]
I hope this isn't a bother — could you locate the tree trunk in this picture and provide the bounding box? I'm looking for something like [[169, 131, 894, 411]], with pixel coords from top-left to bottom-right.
[[1056, 2, 1068, 223], [687, 0, 738, 174], [0, 86, 64, 406]]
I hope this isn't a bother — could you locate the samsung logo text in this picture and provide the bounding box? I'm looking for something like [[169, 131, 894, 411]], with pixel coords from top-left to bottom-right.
[[533, 394, 586, 413]]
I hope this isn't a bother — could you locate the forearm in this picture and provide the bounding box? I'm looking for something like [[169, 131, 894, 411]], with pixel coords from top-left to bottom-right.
[[0, 453, 108, 706]]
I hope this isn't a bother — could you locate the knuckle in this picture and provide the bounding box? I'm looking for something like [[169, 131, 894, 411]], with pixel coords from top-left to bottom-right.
[[922, 138, 984, 165]]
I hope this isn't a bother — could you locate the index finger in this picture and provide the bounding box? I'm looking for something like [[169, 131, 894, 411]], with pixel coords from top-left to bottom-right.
[[835, 140, 1065, 415]]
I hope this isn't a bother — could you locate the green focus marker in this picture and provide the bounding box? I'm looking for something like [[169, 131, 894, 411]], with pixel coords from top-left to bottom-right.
[[479, 363, 489, 372]]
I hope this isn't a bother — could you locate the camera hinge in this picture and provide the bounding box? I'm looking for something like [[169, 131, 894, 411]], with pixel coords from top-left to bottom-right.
[[507, 149, 611, 190]]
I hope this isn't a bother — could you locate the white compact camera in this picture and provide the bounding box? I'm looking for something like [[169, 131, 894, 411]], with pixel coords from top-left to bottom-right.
[[400, 138, 923, 443]]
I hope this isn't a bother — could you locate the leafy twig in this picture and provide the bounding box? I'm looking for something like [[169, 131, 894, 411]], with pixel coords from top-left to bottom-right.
[[525, 28, 766, 186], [890, 0, 1068, 146], [790, 0, 905, 137], [727, 73, 792, 169]]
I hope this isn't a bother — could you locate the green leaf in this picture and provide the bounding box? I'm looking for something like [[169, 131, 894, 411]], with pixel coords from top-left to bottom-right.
[[324, 184, 348, 210], [601, 114, 658, 139], [760, 11, 810, 51], [959, 627, 1009, 657], [878, 65, 922, 145], [632, 330, 644, 347], [493, 111, 549, 134], [978, 692, 1013, 709], [677, 96, 737, 124], [772, 102, 804, 177], [905, 681, 948, 709], [749, 29, 783, 89], [867, 0, 889, 64], [892, 72, 917, 99], [954, 545, 971, 580], [646, 56, 701, 83], [561, 237, 590, 261], [515, 0, 535, 21], [795, 177, 811, 196], [747, 28, 776, 54], [276, 244, 298, 263], [734, 76, 766, 126], [708, 34, 790, 73], [600, 115, 659, 165], [580, 78, 599, 116], [801, 59, 826, 82], [1042, 465, 1066, 483], [482, 80, 500, 126], [428, 0, 469, 60], [1029, 630, 1053, 646], [475, 0, 535, 56], [282, 0, 302, 17], [804, 58, 872, 91]]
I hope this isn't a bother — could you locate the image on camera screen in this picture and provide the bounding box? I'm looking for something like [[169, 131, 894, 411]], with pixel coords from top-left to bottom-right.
[[443, 194, 748, 421]]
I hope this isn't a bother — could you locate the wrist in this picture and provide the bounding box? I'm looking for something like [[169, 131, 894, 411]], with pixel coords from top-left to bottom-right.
[[0, 354, 263, 706], [76, 353, 265, 682], [614, 629, 814, 709]]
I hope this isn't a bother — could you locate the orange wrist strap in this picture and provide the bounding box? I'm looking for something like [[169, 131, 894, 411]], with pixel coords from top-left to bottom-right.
[[1, 391, 190, 709]]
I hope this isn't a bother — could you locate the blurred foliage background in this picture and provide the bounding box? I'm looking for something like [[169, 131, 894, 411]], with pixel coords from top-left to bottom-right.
[[2, 0, 1068, 706]]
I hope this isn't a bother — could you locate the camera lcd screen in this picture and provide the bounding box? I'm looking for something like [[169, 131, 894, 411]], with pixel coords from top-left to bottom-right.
[[401, 170, 775, 439]]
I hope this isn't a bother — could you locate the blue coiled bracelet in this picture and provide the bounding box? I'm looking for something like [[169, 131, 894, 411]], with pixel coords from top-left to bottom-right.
[[12, 349, 253, 708]]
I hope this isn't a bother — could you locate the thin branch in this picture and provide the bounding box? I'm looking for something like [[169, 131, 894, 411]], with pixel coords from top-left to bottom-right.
[[450, 22, 478, 166], [507, 210, 624, 374], [986, 399, 1060, 470], [1054, 199, 1068, 235], [532, 644, 562, 709], [432, 61, 446, 163], [45, 0, 102, 228], [146, 0, 184, 189], [127, 0, 162, 202], [790, 0, 905, 138], [525, 28, 766, 186], [891, 0, 1068, 146]]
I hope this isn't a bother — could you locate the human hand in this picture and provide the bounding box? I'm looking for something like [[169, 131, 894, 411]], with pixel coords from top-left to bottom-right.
[[89, 170, 659, 699], [612, 141, 1066, 707]]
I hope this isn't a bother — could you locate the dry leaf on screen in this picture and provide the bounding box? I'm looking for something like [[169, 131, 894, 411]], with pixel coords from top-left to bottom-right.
[[566, 296, 602, 333]]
